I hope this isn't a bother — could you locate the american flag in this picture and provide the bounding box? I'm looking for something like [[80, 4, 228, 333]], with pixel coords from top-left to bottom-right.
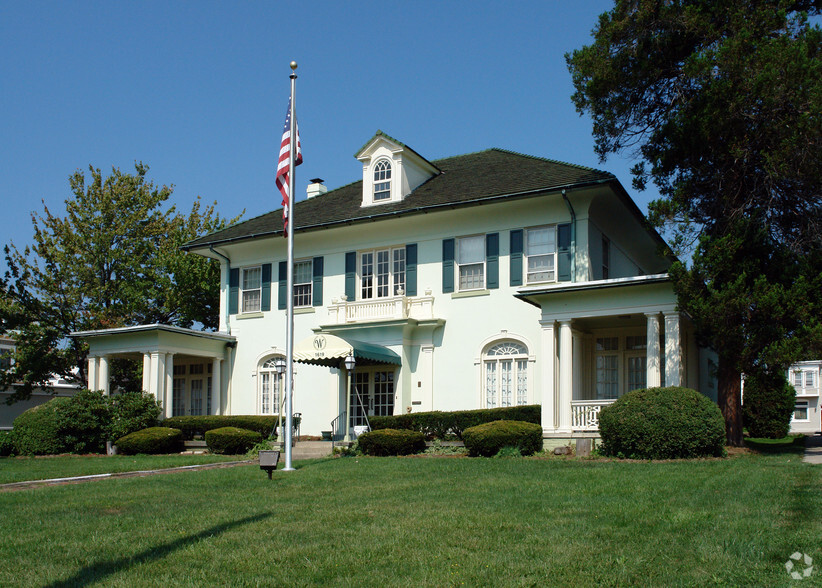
[[276, 97, 302, 237]]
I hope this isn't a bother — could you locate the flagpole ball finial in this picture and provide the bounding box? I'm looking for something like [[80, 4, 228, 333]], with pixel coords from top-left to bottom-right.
[[290, 61, 298, 71]]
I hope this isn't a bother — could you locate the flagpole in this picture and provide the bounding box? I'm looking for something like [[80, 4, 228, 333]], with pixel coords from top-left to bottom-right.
[[283, 61, 298, 472]]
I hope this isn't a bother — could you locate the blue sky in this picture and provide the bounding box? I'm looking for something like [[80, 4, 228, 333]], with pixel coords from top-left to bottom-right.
[[0, 1, 658, 264]]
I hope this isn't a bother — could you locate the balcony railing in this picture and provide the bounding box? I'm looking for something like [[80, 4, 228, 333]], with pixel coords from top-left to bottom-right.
[[571, 400, 617, 431], [327, 292, 435, 325]]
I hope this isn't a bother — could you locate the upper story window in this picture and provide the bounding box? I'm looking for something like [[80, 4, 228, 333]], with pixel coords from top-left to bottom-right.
[[360, 247, 406, 299], [241, 266, 262, 313], [373, 160, 392, 201], [525, 226, 557, 284], [458, 235, 485, 291], [294, 260, 313, 307]]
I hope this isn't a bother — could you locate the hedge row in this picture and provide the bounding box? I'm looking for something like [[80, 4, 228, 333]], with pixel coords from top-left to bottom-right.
[[205, 427, 263, 454], [357, 429, 427, 456], [462, 420, 543, 457], [116, 427, 184, 455], [369, 405, 540, 439], [162, 415, 300, 440]]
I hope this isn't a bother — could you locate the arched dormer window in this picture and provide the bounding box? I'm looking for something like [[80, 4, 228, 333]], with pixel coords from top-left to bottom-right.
[[483, 341, 529, 408], [373, 160, 391, 201]]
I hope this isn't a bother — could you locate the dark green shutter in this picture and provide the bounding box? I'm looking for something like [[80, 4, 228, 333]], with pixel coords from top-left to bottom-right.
[[558, 223, 572, 282], [442, 239, 455, 293], [510, 229, 523, 286], [312, 257, 323, 307], [228, 268, 239, 315], [261, 263, 272, 311], [278, 261, 287, 310], [486, 233, 499, 289], [405, 244, 417, 296], [345, 252, 356, 301]]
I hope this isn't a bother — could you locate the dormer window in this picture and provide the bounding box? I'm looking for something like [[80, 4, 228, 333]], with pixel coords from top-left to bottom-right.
[[373, 160, 392, 201]]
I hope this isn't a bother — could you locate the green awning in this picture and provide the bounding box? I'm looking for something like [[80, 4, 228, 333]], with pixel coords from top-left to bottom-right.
[[293, 334, 401, 368]]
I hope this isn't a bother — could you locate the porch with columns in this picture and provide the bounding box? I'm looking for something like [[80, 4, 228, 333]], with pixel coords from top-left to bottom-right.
[[73, 324, 235, 418], [516, 274, 702, 436]]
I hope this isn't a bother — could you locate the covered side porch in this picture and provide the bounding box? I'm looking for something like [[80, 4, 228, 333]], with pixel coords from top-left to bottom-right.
[[518, 275, 708, 435], [71, 324, 236, 418]]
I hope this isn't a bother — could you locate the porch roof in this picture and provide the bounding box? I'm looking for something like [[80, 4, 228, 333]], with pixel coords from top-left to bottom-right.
[[293, 334, 401, 368]]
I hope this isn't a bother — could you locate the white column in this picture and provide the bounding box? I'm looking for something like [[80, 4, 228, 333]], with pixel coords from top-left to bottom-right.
[[98, 355, 110, 396], [87, 356, 99, 391], [558, 320, 573, 433], [420, 345, 434, 412], [645, 313, 661, 388], [572, 331, 583, 401], [540, 321, 556, 433], [165, 353, 174, 419], [219, 260, 229, 333], [211, 358, 222, 415], [664, 311, 682, 386], [142, 352, 152, 394]]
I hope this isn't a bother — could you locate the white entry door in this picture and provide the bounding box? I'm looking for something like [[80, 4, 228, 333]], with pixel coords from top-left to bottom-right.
[[351, 369, 395, 427]]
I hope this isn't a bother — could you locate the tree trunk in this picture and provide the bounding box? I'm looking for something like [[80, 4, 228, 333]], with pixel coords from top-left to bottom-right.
[[718, 357, 743, 446]]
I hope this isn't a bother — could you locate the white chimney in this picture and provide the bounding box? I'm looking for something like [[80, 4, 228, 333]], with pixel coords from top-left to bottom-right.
[[306, 178, 327, 199]]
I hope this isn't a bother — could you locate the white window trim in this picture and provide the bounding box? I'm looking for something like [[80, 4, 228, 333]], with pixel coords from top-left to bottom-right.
[[589, 330, 648, 401], [293, 259, 313, 308], [373, 159, 392, 202], [457, 235, 486, 292], [258, 356, 284, 416], [241, 266, 262, 314], [792, 400, 810, 422], [359, 246, 406, 299], [525, 225, 558, 285]]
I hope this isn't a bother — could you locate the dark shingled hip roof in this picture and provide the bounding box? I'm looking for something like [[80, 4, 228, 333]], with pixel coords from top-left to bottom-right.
[[183, 148, 615, 250]]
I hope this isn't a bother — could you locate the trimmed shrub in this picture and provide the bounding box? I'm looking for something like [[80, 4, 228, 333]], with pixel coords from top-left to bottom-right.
[[115, 427, 184, 455], [357, 429, 427, 456], [164, 415, 296, 440], [53, 389, 110, 454], [462, 420, 542, 457], [108, 392, 162, 442], [598, 386, 725, 459], [370, 405, 541, 440], [11, 397, 71, 455], [0, 430, 14, 457], [205, 427, 262, 454], [743, 371, 796, 439]]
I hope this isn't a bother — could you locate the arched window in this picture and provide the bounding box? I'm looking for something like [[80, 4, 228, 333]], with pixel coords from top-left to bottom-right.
[[373, 160, 391, 201], [258, 357, 284, 415], [483, 341, 529, 408]]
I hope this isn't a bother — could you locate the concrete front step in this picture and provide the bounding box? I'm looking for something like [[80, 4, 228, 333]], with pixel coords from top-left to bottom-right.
[[291, 441, 333, 459]]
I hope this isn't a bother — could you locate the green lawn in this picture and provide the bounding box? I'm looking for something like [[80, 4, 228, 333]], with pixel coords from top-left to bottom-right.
[[1, 450, 819, 586], [0, 454, 242, 484]]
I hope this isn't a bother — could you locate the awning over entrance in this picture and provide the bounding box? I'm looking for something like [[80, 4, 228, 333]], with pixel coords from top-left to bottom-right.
[[293, 334, 401, 368]]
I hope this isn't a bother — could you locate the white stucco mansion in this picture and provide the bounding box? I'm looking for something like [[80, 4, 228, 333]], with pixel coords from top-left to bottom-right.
[[74, 132, 722, 440]]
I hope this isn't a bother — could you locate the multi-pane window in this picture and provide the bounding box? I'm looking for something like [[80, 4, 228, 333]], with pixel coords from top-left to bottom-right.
[[172, 375, 185, 417], [241, 266, 262, 313], [792, 369, 818, 391], [458, 235, 485, 290], [595, 337, 620, 399], [793, 401, 809, 421], [484, 342, 529, 408], [806, 371, 815, 388], [190, 380, 203, 416], [373, 160, 391, 201], [0, 347, 12, 371], [293, 260, 312, 307], [350, 370, 396, 427], [259, 357, 283, 415], [594, 335, 648, 399], [360, 248, 405, 299], [525, 226, 557, 283]]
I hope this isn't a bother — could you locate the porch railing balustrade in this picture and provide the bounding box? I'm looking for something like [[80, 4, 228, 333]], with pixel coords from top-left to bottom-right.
[[570, 399, 617, 431], [327, 293, 435, 324]]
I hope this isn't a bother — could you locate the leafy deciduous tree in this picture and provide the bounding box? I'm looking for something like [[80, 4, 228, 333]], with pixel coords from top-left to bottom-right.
[[567, 0, 822, 444], [1, 163, 239, 402]]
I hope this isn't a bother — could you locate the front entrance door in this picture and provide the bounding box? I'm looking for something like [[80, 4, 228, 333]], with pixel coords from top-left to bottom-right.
[[351, 369, 395, 427]]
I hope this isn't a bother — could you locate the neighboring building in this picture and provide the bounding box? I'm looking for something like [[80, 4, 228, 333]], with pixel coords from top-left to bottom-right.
[[74, 132, 717, 441], [788, 360, 821, 434], [0, 335, 81, 429]]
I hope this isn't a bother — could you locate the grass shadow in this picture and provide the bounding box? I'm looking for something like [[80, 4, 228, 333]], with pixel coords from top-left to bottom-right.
[[46, 512, 273, 587], [743, 435, 806, 454]]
